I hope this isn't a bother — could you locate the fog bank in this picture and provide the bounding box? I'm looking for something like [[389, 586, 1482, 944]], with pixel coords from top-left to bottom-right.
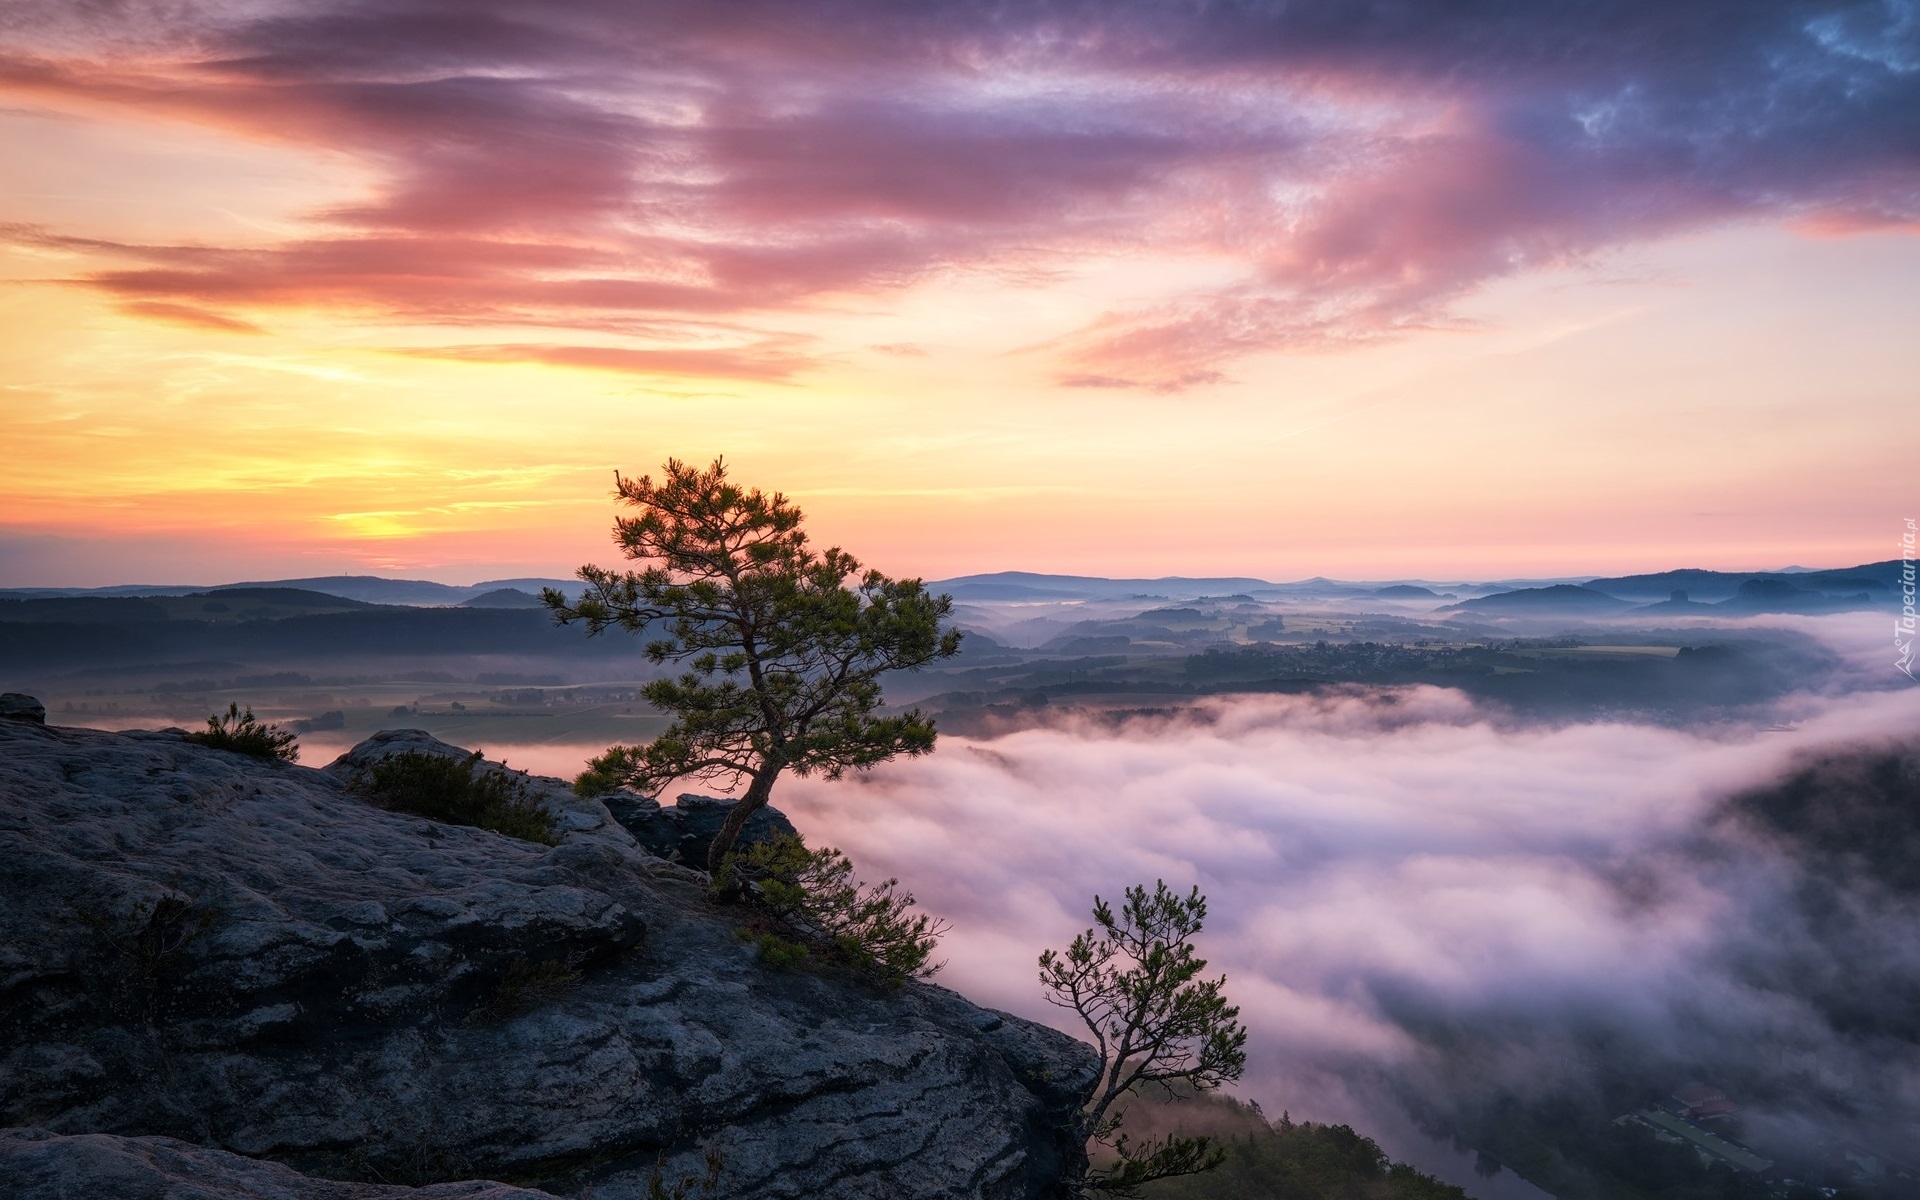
[[774, 682, 1920, 1163], [284, 606, 1920, 1185]]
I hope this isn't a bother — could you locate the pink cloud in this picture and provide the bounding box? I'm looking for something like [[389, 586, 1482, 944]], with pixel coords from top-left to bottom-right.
[[397, 339, 812, 381], [113, 300, 264, 334], [3, 1, 1917, 384]]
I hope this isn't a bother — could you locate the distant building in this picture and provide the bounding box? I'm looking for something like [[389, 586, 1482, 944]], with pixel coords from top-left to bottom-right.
[[1618, 1110, 1774, 1176], [1670, 1083, 1739, 1122]]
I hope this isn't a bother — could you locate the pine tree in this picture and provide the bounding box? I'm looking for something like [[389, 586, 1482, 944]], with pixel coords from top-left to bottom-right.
[[544, 457, 961, 870]]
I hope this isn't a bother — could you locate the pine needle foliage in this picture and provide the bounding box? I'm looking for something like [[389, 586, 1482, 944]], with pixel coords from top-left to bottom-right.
[[185, 702, 299, 761], [543, 456, 961, 870], [362, 750, 561, 845], [1042, 881, 1249, 1197], [717, 834, 948, 987]]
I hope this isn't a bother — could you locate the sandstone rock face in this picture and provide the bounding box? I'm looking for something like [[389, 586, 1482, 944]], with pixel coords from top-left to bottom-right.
[[601, 790, 802, 866], [0, 692, 45, 723], [0, 1128, 548, 1199], [0, 722, 1098, 1199]]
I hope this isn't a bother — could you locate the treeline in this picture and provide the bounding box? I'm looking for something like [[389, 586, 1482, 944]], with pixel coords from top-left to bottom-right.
[[1110, 1089, 1469, 1200], [925, 636, 1835, 724], [0, 607, 648, 672]]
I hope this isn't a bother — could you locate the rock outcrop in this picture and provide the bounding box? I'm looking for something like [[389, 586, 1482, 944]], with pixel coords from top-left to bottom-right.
[[0, 718, 1098, 1199], [601, 791, 801, 866], [0, 692, 44, 723], [0, 1128, 549, 1199]]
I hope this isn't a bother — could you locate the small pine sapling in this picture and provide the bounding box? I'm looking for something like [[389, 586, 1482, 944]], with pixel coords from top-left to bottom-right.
[[1041, 881, 1248, 1197], [185, 702, 299, 761], [718, 834, 947, 986], [361, 750, 561, 845]]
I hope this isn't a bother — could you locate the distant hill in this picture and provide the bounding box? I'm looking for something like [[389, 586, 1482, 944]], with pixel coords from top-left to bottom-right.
[[1711, 577, 1878, 615], [1628, 595, 1718, 614], [1438, 575, 1885, 619], [932, 571, 1613, 602], [1582, 568, 1764, 603], [0, 595, 172, 624], [223, 575, 581, 606], [212, 575, 475, 605], [0, 584, 210, 599], [1, 560, 1896, 611], [0, 575, 582, 607], [930, 571, 1276, 601], [1724, 738, 1920, 894], [204, 587, 374, 608], [1624, 578, 1881, 615], [0, 606, 648, 673], [0, 588, 373, 624], [462, 587, 547, 609], [468, 578, 582, 600], [1587, 560, 1901, 603], [1441, 585, 1632, 615]]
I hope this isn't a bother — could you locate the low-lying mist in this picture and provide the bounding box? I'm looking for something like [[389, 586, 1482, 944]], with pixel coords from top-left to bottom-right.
[[776, 681, 1920, 1177], [195, 610, 1920, 1187]]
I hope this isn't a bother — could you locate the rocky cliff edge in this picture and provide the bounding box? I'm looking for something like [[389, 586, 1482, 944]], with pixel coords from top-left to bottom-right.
[[0, 716, 1098, 1199]]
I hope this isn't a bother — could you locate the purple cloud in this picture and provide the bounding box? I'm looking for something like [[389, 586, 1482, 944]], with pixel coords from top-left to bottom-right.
[[3, 0, 1915, 384]]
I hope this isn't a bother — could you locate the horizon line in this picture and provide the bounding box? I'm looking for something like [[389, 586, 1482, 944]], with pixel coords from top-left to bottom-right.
[[0, 558, 1892, 595]]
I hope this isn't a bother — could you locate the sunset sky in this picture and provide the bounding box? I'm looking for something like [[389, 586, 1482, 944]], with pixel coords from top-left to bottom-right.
[[3, 1, 1915, 586]]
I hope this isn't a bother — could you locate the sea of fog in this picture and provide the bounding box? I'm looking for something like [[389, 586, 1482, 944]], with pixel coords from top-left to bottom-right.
[[258, 612, 1920, 1193]]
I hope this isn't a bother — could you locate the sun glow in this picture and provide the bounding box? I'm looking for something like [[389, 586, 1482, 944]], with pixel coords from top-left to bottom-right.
[[1, 7, 1915, 586]]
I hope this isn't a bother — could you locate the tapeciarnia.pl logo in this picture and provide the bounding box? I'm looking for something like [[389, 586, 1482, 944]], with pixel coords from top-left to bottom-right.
[[1898, 517, 1916, 680]]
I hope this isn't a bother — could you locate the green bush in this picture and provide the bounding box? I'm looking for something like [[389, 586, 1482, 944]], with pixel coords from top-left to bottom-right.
[[1108, 1089, 1470, 1200], [362, 750, 561, 845], [717, 834, 946, 987], [738, 929, 812, 971], [185, 702, 299, 761]]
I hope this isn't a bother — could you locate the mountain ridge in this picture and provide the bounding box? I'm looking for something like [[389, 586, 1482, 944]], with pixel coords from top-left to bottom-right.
[[7, 561, 1900, 607]]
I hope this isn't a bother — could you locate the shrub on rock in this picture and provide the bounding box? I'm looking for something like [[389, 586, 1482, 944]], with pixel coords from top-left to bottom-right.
[[717, 834, 947, 987], [184, 702, 298, 761], [361, 750, 561, 845]]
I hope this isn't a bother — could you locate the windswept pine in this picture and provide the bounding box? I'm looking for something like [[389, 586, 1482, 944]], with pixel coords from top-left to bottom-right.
[[543, 457, 961, 869]]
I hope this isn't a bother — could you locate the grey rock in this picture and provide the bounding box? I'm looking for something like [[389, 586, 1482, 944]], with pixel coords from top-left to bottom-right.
[[0, 721, 1098, 1200], [601, 790, 800, 866], [0, 693, 45, 723], [0, 1127, 546, 1199]]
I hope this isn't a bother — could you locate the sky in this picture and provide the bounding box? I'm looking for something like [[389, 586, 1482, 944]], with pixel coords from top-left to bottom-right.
[[2, 0, 1917, 586]]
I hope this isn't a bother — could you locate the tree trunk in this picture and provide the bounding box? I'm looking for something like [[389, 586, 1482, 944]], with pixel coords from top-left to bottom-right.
[[706, 763, 783, 873]]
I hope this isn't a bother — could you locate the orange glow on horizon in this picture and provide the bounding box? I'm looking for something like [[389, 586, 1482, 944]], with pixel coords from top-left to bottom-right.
[[2, 22, 1916, 587]]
